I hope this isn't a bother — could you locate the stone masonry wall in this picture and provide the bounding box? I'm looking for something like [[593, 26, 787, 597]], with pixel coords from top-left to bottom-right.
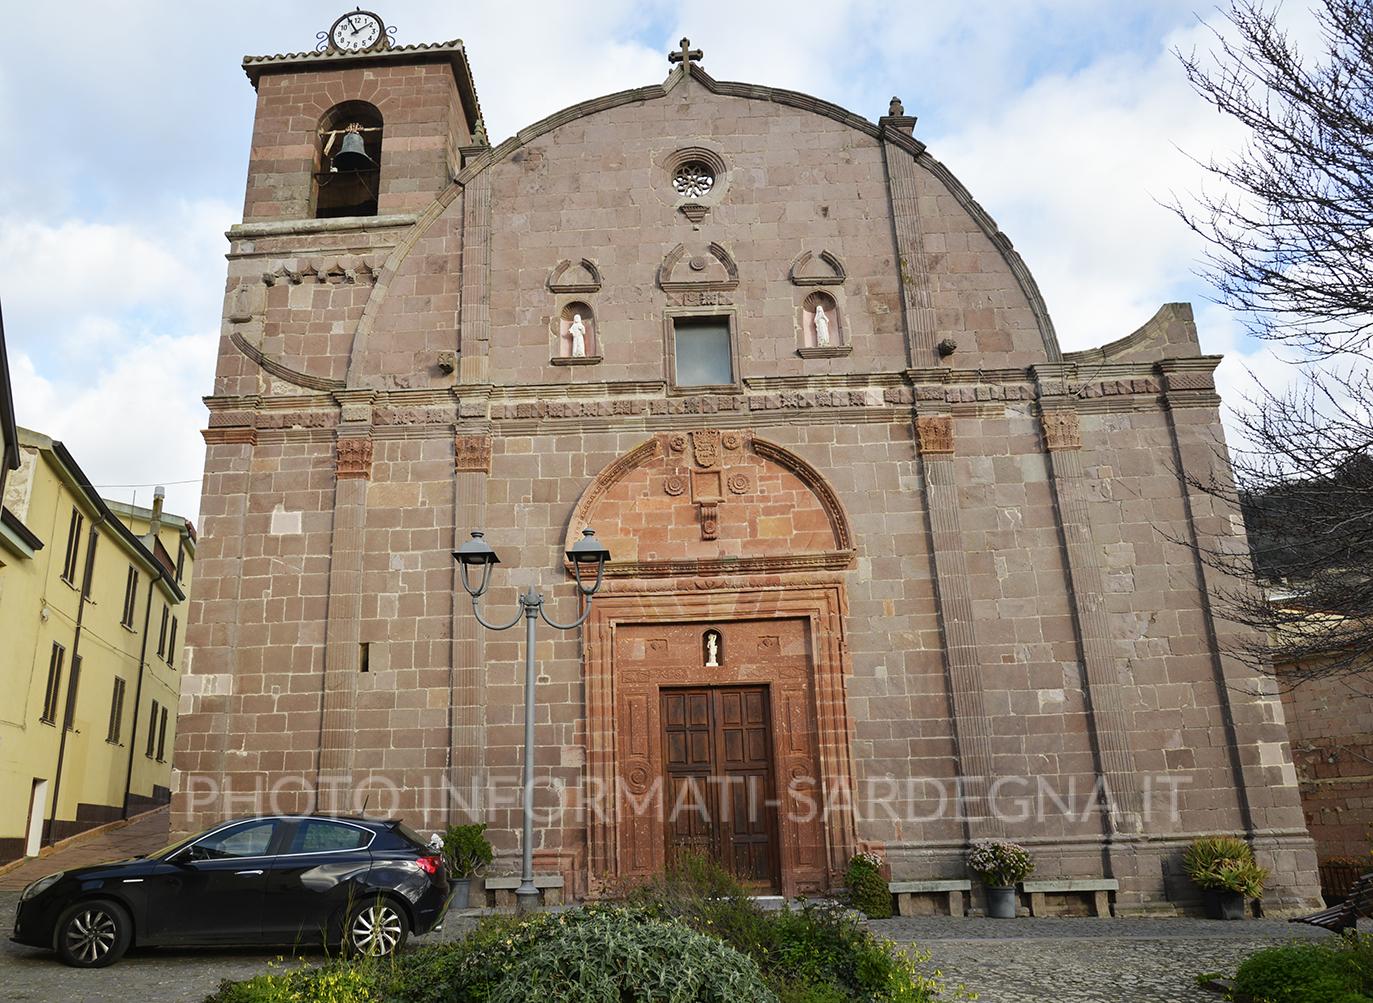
[[175, 53, 1320, 914]]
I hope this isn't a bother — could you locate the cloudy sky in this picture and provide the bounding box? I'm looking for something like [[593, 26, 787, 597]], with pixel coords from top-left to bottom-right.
[[0, 1, 1310, 523]]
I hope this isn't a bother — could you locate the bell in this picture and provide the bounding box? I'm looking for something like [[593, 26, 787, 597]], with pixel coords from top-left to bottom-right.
[[332, 131, 373, 172]]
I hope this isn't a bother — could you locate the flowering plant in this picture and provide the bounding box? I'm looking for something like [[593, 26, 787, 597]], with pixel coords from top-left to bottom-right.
[[967, 839, 1035, 887]]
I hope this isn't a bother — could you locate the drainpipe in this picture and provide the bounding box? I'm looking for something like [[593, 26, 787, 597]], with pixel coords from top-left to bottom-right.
[[46, 515, 104, 843], [121, 486, 166, 818]]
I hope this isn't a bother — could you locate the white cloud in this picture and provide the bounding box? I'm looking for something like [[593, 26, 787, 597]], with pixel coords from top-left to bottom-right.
[[0, 1, 1342, 526], [12, 328, 216, 523], [2, 200, 233, 522]]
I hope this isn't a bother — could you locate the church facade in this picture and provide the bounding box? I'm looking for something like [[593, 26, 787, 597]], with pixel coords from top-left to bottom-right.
[[174, 16, 1319, 914]]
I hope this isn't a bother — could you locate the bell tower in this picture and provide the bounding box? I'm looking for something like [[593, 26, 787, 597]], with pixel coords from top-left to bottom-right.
[[239, 9, 482, 221]]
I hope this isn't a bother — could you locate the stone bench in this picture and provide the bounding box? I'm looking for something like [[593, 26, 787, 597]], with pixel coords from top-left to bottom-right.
[[482, 874, 565, 908], [889, 879, 973, 917], [1022, 878, 1118, 917]]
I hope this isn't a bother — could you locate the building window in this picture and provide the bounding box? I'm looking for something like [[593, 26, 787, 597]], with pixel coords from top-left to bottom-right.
[[672, 161, 716, 199], [121, 566, 138, 628], [81, 531, 97, 597], [107, 677, 127, 744], [41, 643, 65, 724], [60, 508, 83, 584], [63, 655, 81, 731], [166, 617, 178, 667], [156, 706, 169, 762], [175, 540, 185, 583], [157, 606, 169, 657], [313, 101, 383, 219], [669, 313, 736, 390], [146, 701, 159, 759]]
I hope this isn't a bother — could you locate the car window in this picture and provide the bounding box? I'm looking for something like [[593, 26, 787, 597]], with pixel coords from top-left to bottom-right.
[[391, 822, 429, 849], [192, 819, 278, 859], [288, 820, 371, 854]]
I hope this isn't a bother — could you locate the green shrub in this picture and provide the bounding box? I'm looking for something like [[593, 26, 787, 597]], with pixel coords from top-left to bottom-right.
[[625, 852, 969, 1001], [204, 963, 380, 1003], [1183, 835, 1268, 896], [205, 853, 973, 1003], [846, 852, 893, 919], [440, 822, 494, 879], [483, 907, 777, 1003], [387, 915, 552, 1003], [1231, 943, 1371, 1003]]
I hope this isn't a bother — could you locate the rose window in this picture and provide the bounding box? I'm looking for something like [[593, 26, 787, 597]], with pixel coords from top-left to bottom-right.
[[672, 161, 716, 198]]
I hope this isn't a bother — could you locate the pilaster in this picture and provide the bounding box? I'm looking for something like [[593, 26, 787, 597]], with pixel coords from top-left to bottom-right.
[[912, 392, 1002, 837], [316, 392, 375, 802]]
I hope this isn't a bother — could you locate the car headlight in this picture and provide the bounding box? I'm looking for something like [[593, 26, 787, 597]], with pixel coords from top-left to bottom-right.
[[20, 872, 63, 901]]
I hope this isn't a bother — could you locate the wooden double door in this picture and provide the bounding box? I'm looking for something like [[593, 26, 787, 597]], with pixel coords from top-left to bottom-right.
[[661, 686, 779, 890]]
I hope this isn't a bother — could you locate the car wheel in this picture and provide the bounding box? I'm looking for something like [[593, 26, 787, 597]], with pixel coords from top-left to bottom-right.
[[55, 900, 131, 968], [346, 897, 409, 957]]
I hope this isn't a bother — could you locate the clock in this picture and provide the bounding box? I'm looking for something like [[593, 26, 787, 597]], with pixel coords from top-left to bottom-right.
[[328, 9, 385, 52]]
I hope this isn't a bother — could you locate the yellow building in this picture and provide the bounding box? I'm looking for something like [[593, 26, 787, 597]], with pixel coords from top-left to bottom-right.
[[0, 427, 195, 864]]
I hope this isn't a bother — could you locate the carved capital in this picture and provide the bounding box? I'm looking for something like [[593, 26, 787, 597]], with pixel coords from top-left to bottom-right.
[[916, 415, 953, 455], [1041, 409, 1082, 451], [336, 436, 374, 479], [454, 433, 492, 474]]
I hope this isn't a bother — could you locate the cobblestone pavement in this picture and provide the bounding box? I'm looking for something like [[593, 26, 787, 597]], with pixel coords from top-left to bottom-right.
[[868, 916, 1332, 1002], [0, 890, 1333, 1003]]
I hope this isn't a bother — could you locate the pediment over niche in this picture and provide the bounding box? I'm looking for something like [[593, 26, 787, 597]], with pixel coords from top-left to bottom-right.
[[657, 242, 739, 293], [548, 257, 603, 294], [788, 249, 846, 286], [564, 430, 855, 578]]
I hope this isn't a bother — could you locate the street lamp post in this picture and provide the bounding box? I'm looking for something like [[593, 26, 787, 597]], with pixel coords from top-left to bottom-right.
[[453, 527, 611, 914]]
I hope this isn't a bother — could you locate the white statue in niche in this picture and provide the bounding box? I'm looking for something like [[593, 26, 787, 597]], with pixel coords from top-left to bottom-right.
[[568, 313, 587, 358], [814, 303, 831, 347], [705, 631, 720, 667]]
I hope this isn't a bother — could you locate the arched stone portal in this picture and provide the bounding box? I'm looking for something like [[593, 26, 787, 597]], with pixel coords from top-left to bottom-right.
[[568, 431, 858, 896]]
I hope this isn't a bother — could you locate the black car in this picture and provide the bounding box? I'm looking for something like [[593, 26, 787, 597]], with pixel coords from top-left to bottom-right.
[[12, 814, 450, 967]]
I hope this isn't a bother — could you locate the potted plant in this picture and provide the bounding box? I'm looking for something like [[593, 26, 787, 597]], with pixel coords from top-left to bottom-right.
[[442, 822, 494, 910], [967, 839, 1034, 918], [1184, 836, 1268, 920]]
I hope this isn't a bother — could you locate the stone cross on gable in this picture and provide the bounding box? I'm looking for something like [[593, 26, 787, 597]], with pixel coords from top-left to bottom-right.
[[669, 37, 703, 68]]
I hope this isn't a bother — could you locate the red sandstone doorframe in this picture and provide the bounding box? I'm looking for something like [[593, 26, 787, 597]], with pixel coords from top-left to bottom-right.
[[584, 584, 855, 897]]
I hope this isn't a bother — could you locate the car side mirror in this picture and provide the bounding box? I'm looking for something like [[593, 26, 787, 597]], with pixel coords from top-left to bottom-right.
[[171, 845, 204, 865]]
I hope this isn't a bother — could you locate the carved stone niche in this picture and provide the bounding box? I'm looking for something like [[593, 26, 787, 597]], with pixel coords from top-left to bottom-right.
[[548, 258, 602, 294], [551, 301, 602, 366], [798, 290, 851, 358]]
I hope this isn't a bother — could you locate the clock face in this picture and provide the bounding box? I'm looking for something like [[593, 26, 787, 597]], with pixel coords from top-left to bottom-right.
[[330, 10, 383, 52]]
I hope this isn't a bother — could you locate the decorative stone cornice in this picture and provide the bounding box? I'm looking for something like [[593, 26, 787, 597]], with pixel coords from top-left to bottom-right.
[[1157, 356, 1223, 408]]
